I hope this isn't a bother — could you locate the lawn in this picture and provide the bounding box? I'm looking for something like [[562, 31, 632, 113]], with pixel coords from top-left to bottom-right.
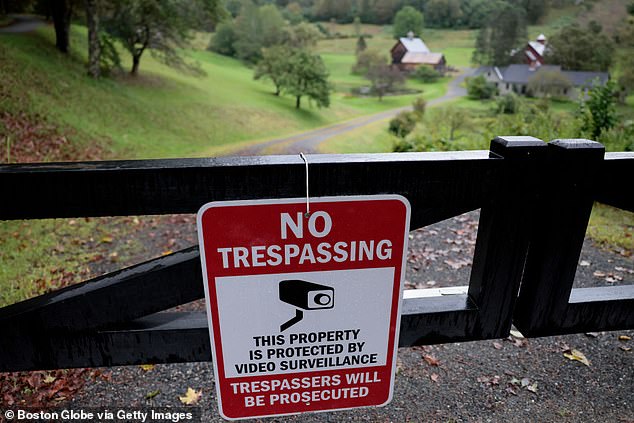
[[3, 25, 451, 160]]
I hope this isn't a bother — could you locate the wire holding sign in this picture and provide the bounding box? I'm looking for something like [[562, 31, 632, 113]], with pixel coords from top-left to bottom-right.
[[279, 280, 335, 331]]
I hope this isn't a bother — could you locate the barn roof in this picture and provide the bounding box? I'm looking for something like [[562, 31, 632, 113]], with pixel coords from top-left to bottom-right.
[[528, 41, 547, 57], [398, 37, 430, 54], [401, 52, 444, 65]]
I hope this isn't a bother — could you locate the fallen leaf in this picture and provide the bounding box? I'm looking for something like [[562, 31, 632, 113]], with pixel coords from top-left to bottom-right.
[[43, 374, 56, 384], [619, 335, 631, 341], [593, 271, 606, 277], [520, 377, 530, 387], [430, 373, 439, 383], [423, 355, 440, 366], [579, 260, 590, 266], [493, 342, 503, 350], [527, 383, 538, 394], [506, 386, 518, 396], [146, 390, 160, 400], [510, 329, 524, 339], [139, 364, 155, 371], [563, 349, 590, 366], [100, 236, 113, 243], [585, 332, 600, 338], [179, 387, 202, 405], [161, 250, 173, 256], [620, 346, 631, 352]]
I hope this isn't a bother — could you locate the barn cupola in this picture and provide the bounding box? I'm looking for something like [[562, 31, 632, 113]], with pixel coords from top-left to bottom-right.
[[407, 31, 414, 40], [536, 34, 547, 44]]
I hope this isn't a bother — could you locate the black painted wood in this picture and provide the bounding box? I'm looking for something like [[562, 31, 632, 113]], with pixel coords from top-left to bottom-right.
[[0, 144, 632, 372], [513, 139, 614, 336], [467, 136, 547, 339], [0, 247, 202, 333], [596, 152, 634, 212], [0, 152, 498, 221]]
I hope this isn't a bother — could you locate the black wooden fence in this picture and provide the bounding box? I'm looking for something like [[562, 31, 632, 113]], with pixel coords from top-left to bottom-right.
[[0, 136, 632, 372]]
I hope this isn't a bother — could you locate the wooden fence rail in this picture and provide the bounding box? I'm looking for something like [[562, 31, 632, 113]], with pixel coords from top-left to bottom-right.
[[0, 136, 632, 371]]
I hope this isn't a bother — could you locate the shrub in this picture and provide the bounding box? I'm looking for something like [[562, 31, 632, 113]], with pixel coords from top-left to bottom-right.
[[467, 75, 496, 99], [209, 21, 238, 57], [389, 111, 418, 138], [412, 97, 426, 118], [413, 66, 441, 83], [496, 93, 521, 114]]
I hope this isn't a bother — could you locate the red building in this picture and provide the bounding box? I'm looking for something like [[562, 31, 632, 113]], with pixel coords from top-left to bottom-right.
[[525, 34, 547, 68]]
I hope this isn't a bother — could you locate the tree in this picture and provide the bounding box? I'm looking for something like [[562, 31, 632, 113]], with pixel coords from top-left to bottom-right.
[[389, 111, 417, 138], [466, 75, 496, 99], [511, 0, 548, 24], [527, 71, 572, 97], [412, 96, 426, 117], [392, 6, 423, 39], [579, 80, 618, 139], [281, 22, 322, 49], [356, 35, 367, 54], [424, 0, 462, 28], [546, 24, 614, 71], [233, 2, 286, 63], [85, 0, 100, 78], [254, 46, 290, 96], [104, 0, 222, 75], [353, 16, 361, 35], [472, 3, 526, 66], [284, 50, 330, 109], [496, 92, 521, 114], [209, 21, 238, 56], [366, 64, 405, 100], [439, 107, 467, 140], [51, 0, 77, 53], [352, 49, 386, 75], [462, 0, 505, 29]]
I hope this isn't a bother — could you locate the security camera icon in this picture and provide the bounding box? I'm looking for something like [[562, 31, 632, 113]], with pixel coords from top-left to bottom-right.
[[279, 280, 334, 332]]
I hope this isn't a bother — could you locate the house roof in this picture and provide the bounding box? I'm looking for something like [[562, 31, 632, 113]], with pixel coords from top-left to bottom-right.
[[476, 64, 609, 87], [398, 37, 430, 54], [401, 52, 444, 65], [564, 70, 610, 86], [502, 64, 562, 84]]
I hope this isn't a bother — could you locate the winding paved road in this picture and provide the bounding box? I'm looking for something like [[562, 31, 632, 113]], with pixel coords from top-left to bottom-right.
[[0, 15, 45, 33], [235, 68, 475, 155]]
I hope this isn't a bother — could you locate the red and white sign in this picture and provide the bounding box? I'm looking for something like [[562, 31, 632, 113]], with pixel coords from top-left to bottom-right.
[[197, 196, 410, 420]]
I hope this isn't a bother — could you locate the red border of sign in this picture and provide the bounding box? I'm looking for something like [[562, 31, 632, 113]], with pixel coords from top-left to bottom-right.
[[197, 195, 411, 420]]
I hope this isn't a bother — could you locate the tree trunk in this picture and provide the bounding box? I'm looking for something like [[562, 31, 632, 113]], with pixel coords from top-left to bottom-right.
[[85, 0, 100, 78], [131, 54, 141, 75], [274, 84, 280, 96], [296, 95, 301, 109], [51, 0, 73, 53]]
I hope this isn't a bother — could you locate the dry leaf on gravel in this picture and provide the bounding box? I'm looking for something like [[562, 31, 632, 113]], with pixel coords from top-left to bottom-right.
[[179, 387, 202, 405], [493, 342, 503, 350], [619, 335, 631, 341], [509, 329, 524, 338], [423, 355, 440, 366], [146, 390, 160, 400], [430, 373, 439, 383], [563, 349, 591, 366], [139, 364, 155, 371]]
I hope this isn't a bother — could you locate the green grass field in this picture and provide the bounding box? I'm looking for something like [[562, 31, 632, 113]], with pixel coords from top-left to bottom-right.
[[2, 25, 453, 160]]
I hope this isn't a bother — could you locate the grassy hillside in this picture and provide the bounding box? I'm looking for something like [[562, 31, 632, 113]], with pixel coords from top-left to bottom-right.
[[0, 24, 453, 161]]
